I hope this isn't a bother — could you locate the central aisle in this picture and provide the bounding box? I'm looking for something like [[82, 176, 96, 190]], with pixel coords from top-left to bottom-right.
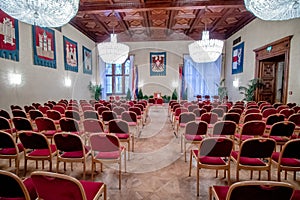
[[126, 105, 181, 173]]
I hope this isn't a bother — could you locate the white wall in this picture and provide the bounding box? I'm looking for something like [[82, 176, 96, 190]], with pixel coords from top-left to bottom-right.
[[0, 22, 96, 112], [125, 41, 190, 97], [224, 18, 300, 104]]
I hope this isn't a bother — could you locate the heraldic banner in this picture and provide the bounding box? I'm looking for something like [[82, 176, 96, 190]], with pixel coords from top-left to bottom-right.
[[150, 52, 166, 76]]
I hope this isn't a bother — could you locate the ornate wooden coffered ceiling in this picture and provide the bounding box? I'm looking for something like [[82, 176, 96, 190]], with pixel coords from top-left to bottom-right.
[[70, 0, 255, 43]]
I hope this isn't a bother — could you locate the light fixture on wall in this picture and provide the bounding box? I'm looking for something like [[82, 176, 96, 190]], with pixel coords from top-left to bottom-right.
[[233, 78, 239, 88], [97, 11, 129, 64], [64, 77, 72, 87], [0, 0, 79, 27], [244, 0, 300, 21], [9, 72, 22, 85], [188, 8, 224, 63]]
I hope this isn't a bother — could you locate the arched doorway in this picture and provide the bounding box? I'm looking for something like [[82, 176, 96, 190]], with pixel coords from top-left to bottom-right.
[[254, 36, 292, 104]]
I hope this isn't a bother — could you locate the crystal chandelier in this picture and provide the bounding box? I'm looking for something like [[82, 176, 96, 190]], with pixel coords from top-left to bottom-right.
[[244, 0, 300, 21], [97, 34, 130, 64], [0, 0, 79, 27], [188, 30, 224, 63]]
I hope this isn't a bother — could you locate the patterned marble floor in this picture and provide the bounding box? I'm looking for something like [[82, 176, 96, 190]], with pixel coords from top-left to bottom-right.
[[1, 104, 300, 199]]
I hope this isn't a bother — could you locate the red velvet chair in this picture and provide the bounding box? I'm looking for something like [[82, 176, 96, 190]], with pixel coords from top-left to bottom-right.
[[89, 133, 126, 189], [31, 171, 106, 200], [271, 138, 300, 181], [35, 117, 59, 143], [183, 121, 208, 162], [0, 170, 37, 200], [231, 138, 276, 181], [19, 131, 57, 176], [54, 132, 91, 179], [210, 181, 294, 200], [0, 131, 24, 175], [189, 137, 233, 196], [235, 120, 266, 145]]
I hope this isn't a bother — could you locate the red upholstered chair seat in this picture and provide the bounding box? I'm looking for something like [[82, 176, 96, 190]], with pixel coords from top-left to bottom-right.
[[0, 143, 24, 155], [231, 151, 266, 166], [61, 147, 91, 158], [115, 133, 130, 139], [272, 152, 300, 167], [28, 144, 56, 156], [127, 122, 137, 126], [185, 134, 203, 141], [200, 156, 226, 165], [96, 151, 121, 159]]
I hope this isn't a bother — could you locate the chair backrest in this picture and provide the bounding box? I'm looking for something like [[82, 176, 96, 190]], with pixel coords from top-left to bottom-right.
[[244, 108, 261, 115], [203, 105, 212, 112], [0, 170, 31, 200], [269, 121, 295, 137], [200, 112, 218, 125], [0, 130, 18, 151], [185, 121, 208, 136], [12, 117, 33, 131], [272, 102, 283, 109], [226, 181, 294, 200], [59, 118, 80, 132], [38, 106, 51, 114], [243, 113, 263, 123], [112, 106, 126, 116], [211, 108, 224, 118], [65, 110, 81, 121], [94, 103, 104, 111], [24, 105, 35, 114], [287, 102, 297, 108], [129, 107, 142, 116], [52, 105, 65, 114], [192, 108, 207, 118], [83, 111, 99, 119], [281, 139, 300, 159], [212, 121, 236, 136], [31, 171, 87, 200], [292, 106, 300, 113], [90, 133, 120, 153], [262, 108, 277, 118], [156, 98, 164, 104], [35, 117, 56, 131], [239, 138, 275, 158], [83, 119, 104, 133], [179, 112, 196, 124], [66, 106, 80, 112], [217, 105, 229, 113], [11, 105, 23, 111], [102, 111, 118, 122], [0, 116, 12, 131], [228, 108, 243, 115], [120, 103, 130, 110], [199, 137, 233, 157], [276, 105, 290, 113], [12, 109, 27, 118], [54, 133, 84, 152], [188, 105, 199, 112], [222, 113, 240, 124], [121, 111, 137, 123], [108, 119, 129, 134], [46, 110, 62, 120], [288, 113, 300, 126], [0, 109, 11, 120], [279, 108, 295, 119], [97, 106, 110, 116], [240, 120, 266, 136], [82, 106, 94, 112], [29, 110, 44, 121], [265, 114, 285, 125], [19, 131, 49, 149]]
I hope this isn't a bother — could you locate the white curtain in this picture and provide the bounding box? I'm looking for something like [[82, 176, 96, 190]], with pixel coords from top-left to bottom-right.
[[183, 55, 222, 101]]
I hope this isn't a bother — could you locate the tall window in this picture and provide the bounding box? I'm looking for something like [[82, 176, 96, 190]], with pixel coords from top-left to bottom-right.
[[105, 59, 130, 95], [183, 55, 222, 101]]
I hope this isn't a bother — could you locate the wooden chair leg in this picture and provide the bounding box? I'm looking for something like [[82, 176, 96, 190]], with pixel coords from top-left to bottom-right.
[[188, 150, 193, 176]]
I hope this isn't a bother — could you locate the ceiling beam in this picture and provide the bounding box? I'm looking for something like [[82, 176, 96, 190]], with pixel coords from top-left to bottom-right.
[[186, 9, 205, 35], [114, 11, 133, 37], [79, 1, 245, 13]]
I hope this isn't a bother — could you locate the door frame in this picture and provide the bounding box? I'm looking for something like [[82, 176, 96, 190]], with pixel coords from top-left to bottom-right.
[[253, 35, 293, 104]]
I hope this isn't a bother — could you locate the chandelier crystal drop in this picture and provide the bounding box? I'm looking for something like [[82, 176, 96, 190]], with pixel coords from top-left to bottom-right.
[[244, 0, 300, 21], [0, 0, 79, 27], [97, 34, 130, 64], [188, 30, 224, 63]]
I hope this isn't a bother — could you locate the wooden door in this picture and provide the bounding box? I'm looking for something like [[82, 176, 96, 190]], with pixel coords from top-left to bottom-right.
[[257, 61, 276, 104]]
